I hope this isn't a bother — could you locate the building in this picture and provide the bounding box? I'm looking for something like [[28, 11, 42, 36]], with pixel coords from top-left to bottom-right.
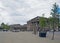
[[21, 24, 27, 31], [27, 16, 49, 31], [10, 24, 22, 31], [9, 24, 27, 31], [27, 16, 40, 31]]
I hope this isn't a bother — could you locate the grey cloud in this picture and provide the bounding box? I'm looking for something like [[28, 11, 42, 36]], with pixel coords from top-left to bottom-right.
[[10, 16, 28, 25], [2, 0, 30, 9], [1, 0, 31, 16], [0, 7, 5, 10], [0, 0, 59, 25], [10, 12, 24, 16]]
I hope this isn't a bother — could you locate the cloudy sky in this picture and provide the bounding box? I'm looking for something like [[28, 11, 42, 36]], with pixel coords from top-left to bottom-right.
[[0, 0, 60, 25]]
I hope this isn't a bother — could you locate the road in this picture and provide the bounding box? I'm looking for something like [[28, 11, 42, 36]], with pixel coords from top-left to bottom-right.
[[0, 31, 60, 43]]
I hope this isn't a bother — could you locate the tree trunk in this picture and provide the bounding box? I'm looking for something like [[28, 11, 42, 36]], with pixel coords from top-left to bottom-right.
[[52, 20, 55, 40], [52, 30, 54, 40]]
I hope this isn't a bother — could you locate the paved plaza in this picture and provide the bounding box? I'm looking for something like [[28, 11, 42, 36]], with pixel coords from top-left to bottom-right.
[[0, 31, 60, 43]]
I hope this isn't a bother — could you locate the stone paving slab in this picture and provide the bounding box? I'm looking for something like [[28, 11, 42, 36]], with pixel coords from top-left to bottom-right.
[[0, 31, 60, 43]]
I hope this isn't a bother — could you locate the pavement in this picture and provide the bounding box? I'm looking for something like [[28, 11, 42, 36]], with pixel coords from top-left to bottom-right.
[[0, 31, 60, 43]]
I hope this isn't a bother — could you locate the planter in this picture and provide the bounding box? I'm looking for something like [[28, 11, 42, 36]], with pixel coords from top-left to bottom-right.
[[39, 31, 47, 37]]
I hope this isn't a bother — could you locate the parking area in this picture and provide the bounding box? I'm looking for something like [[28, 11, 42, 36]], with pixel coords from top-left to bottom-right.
[[0, 31, 60, 43]]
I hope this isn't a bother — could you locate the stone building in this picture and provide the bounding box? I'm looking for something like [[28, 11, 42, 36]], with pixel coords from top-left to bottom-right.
[[27, 16, 40, 31], [9, 24, 22, 31], [9, 24, 27, 31], [21, 24, 27, 31], [27, 16, 49, 31]]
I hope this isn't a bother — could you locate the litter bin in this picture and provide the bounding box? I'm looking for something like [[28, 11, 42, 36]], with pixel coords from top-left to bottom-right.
[[39, 31, 46, 37]]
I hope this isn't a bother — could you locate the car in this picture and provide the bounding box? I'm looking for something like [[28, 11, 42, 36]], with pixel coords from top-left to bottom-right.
[[50, 29, 56, 32], [12, 30, 20, 32], [3, 29, 8, 32]]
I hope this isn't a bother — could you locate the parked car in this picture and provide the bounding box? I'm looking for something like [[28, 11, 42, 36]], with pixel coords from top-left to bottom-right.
[[12, 30, 20, 32], [3, 29, 8, 32], [50, 29, 56, 32]]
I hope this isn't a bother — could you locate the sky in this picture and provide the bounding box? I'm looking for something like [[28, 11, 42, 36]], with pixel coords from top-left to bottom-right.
[[0, 0, 60, 25]]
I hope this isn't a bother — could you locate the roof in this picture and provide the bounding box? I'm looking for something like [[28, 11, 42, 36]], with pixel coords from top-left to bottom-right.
[[27, 16, 40, 23], [27, 16, 47, 23], [9, 24, 22, 27]]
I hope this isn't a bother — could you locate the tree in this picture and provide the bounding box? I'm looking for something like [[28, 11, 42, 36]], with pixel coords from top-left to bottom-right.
[[51, 3, 59, 40], [1, 23, 5, 29], [49, 17, 59, 30], [1, 23, 10, 30], [4, 24, 10, 30], [39, 14, 46, 31], [48, 17, 53, 30]]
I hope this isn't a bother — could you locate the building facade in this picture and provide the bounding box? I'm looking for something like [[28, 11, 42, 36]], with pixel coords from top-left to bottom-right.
[[27, 16, 49, 31], [27, 16, 40, 31], [10, 24, 22, 31], [9, 24, 27, 31]]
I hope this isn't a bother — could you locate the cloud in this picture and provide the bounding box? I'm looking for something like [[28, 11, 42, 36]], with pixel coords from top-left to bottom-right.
[[0, 0, 60, 25]]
